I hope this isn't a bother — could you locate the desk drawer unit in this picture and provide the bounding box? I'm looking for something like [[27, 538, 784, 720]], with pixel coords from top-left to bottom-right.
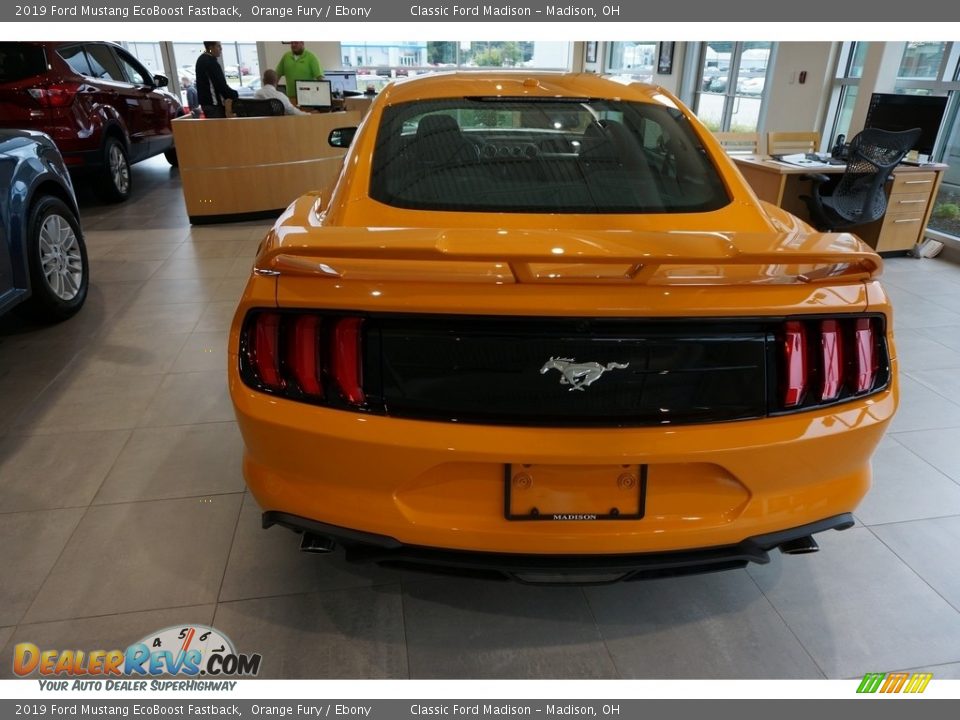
[[875, 171, 939, 253]]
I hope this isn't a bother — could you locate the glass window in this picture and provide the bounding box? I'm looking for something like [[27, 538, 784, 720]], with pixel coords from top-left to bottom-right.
[[826, 42, 869, 146], [848, 42, 868, 79], [57, 44, 92, 77], [122, 42, 165, 76], [898, 42, 948, 81], [929, 103, 960, 238], [83, 44, 125, 82], [172, 42, 259, 96], [606, 42, 657, 83], [370, 98, 730, 214], [0, 43, 46, 82], [694, 42, 771, 132], [115, 49, 152, 86], [340, 41, 571, 94]]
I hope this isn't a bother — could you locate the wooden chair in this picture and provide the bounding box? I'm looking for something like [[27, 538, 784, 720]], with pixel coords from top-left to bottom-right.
[[713, 132, 760, 155], [767, 131, 821, 156]]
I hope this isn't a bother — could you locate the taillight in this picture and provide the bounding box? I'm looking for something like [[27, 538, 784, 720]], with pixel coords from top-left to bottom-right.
[[26, 82, 81, 108], [853, 317, 879, 394], [242, 311, 365, 407], [331, 317, 365, 405], [287, 315, 323, 397], [778, 315, 887, 412], [820, 319, 843, 402], [782, 321, 807, 407], [250, 312, 283, 390]]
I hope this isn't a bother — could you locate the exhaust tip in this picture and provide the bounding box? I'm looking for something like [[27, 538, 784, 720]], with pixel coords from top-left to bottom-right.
[[779, 536, 819, 555], [300, 533, 336, 554]]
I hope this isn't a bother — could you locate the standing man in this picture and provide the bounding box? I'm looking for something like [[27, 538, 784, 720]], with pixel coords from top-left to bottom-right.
[[195, 41, 238, 119], [275, 41, 324, 103], [180, 76, 199, 116]]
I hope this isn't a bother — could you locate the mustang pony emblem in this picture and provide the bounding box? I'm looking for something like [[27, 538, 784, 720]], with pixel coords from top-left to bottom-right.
[[540, 357, 630, 391]]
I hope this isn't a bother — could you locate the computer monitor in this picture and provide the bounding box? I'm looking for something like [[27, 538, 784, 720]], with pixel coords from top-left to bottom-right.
[[325, 70, 358, 96], [864, 93, 948, 156], [295, 79, 332, 110]]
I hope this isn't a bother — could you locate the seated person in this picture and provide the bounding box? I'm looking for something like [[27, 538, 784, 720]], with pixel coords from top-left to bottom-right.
[[253, 69, 308, 116]]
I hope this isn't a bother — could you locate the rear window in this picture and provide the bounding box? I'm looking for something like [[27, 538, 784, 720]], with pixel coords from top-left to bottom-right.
[[0, 43, 46, 83], [370, 97, 730, 214], [83, 44, 124, 82], [58, 45, 92, 77]]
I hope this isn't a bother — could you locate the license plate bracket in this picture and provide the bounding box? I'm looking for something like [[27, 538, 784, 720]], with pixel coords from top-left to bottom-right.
[[504, 464, 647, 521]]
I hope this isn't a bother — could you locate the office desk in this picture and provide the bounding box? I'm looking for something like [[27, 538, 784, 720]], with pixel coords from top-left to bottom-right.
[[732, 155, 948, 253], [172, 112, 361, 223]]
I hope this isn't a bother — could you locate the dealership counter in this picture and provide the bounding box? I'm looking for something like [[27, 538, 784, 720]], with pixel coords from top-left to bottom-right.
[[172, 111, 361, 223]]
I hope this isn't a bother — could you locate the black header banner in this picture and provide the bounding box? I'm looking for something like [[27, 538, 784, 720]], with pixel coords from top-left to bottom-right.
[[0, 700, 959, 720], [4, 0, 960, 22]]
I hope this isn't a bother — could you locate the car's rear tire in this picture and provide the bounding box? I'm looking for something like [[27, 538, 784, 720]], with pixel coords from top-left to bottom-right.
[[164, 146, 179, 167], [95, 136, 131, 202], [18, 196, 89, 322]]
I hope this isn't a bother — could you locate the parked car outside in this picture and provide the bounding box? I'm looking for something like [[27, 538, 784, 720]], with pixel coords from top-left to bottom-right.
[[0, 130, 88, 322], [236, 77, 262, 98], [0, 41, 183, 202], [230, 72, 896, 583]]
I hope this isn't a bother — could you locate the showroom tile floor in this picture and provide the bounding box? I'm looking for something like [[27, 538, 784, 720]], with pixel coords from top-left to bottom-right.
[[3, 157, 960, 679]]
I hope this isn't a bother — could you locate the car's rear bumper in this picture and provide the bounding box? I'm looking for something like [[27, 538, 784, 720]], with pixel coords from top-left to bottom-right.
[[263, 510, 856, 584], [232, 367, 896, 556]]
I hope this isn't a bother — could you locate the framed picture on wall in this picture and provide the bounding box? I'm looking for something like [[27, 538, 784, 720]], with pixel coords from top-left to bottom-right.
[[658, 42, 675, 74], [585, 41, 598, 64]]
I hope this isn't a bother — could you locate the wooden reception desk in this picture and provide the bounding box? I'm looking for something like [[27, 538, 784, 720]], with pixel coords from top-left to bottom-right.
[[172, 111, 361, 223]]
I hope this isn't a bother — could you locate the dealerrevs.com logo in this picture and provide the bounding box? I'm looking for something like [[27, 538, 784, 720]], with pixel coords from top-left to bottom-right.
[[14, 625, 261, 690]]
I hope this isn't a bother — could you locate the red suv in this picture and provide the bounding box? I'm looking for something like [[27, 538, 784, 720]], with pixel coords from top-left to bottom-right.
[[0, 41, 182, 202]]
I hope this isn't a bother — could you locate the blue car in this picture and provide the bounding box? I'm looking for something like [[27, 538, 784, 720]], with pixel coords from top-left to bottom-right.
[[0, 129, 88, 322]]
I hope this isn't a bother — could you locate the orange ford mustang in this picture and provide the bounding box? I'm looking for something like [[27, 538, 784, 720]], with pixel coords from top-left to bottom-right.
[[229, 73, 896, 583]]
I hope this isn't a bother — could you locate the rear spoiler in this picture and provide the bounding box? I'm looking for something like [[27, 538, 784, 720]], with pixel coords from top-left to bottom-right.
[[258, 226, 882, 285]]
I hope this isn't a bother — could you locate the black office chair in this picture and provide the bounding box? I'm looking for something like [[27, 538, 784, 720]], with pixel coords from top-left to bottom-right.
[[231, 98, 286, 118], [801, 127, 921, 232]]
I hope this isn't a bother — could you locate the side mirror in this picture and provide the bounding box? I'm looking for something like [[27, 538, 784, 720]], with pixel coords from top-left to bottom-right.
[[328, 127, 357, 148], [153, 74, 169, 88]]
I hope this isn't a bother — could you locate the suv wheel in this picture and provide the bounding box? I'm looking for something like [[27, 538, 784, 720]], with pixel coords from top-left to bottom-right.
[[95, 136, 131, 202], [19, 196, 89, 322]]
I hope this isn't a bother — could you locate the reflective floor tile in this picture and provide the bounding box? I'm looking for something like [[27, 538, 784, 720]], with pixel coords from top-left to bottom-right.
[[749, 527, 960, 678], [171, 332, 228, 374], [872, 516, 960, 613], [887, 375, 960, 433], [138, 371, 234, 427], [71, 331, 190, 378], [219, 496, 403, 603], [195, 302, 240, 334], [402, 578, 616, 679], [0, 508, 85, 626], [0, 430, 129, 512], [892, 427, 960, 483], [108, 302, 205, 336], [94, 423, 244, 504], [14, 373, 164, 436], [213, 587, 407, 679], [586, 570, 822, 678], [24, 494, 242, 623], [858, 440, 960, 525]]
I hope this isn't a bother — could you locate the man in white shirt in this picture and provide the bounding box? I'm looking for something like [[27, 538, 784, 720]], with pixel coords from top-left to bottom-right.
[[253, 70, 308, 116]]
